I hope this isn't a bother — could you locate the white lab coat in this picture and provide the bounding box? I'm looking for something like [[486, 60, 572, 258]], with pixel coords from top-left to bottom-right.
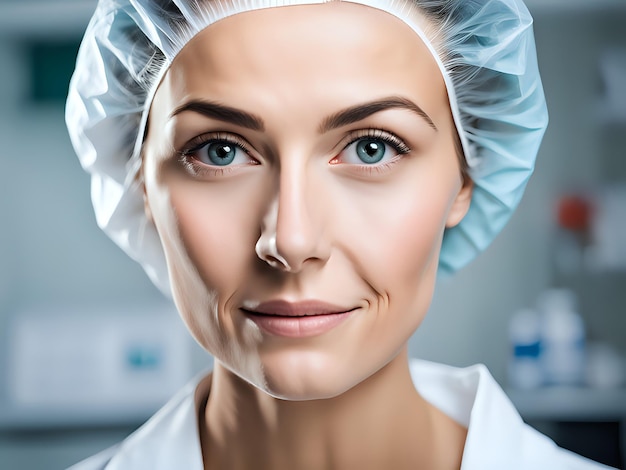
[[68, 360, 615, 469]]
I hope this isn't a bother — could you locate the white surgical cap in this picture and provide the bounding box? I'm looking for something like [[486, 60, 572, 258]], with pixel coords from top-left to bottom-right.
[[66, 0, 549, 296]]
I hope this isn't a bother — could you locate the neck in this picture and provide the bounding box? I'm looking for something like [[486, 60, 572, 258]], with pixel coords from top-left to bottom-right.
[[199, 349, 466, 470]]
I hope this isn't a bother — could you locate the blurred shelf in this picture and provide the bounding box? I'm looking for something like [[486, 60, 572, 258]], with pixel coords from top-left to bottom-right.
[[508, 387, 626, 422], [0, 1, 95, 38], [0, 403, 151, 431], [526, 0, 626, 14], [1, 0, 625, 39]]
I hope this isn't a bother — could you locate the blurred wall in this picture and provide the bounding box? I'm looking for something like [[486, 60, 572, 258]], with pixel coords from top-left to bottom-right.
[[0, 35, 161, 304], [0, 2, 625, 468], [0, 0, 624, 402], [2, 4, 624, 389], [0, 19, 202, 468]]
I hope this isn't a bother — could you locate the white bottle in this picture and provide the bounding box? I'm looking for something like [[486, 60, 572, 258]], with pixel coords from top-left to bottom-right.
[[508, 308, 543, 390], [539, 289, 586, 386]]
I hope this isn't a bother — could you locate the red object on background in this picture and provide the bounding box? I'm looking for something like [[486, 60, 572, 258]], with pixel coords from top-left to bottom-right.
[[557, 195, 592, 231]]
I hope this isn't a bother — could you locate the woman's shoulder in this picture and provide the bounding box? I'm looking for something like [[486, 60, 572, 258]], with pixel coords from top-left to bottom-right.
[[66, 372, 208, 470], [409, 359, 615, 469], [68, 362, 614, 469]]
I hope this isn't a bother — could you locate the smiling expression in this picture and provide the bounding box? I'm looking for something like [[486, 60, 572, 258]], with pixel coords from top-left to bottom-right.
[[142, 2, 472, 400]]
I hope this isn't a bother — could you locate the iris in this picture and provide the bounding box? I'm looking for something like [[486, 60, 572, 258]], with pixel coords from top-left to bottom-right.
[[206, 142, 236, 165], [355, 138, 385, 164]]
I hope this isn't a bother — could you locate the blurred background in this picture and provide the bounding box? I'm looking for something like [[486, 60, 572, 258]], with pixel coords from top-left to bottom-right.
[[0, 0, 625, 468]]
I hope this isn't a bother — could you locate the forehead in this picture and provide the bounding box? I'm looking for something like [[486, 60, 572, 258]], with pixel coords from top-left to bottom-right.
[[153, 2, 448, 126]]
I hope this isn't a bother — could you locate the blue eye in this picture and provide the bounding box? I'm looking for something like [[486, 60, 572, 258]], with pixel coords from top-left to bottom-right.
[[179, 133, 260, 177], [337, 132, 410, 167], [185, 137, 256, 168], [203, 141, 237, 166], [355, 138, 386, 164]]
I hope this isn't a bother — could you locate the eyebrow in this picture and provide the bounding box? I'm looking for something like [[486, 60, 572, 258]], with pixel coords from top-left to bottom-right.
[[171, 100, 265, 131], [319, 96, 437, 133], [170, 96, 436, 134]]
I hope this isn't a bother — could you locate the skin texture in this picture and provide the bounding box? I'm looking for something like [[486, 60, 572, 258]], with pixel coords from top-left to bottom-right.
[[143, 2, 472, 468]]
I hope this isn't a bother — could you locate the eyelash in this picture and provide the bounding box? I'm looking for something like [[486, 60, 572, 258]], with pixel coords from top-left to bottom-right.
[[335, 128, 411, 175], [176, 128, 411, 177], [343, 128, 411, 155], [177, 132, 255, 177]]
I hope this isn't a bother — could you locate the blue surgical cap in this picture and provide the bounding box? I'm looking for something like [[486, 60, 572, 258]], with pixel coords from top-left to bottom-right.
[[66, 0, 549, 296]]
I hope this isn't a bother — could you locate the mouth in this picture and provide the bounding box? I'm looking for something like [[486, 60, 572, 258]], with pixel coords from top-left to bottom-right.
[[241, 300, 358, 338]]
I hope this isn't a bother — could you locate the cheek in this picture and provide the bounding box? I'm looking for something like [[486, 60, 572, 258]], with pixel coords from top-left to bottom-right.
[[340, 170, 453, 293], [148, 175, 267, 343], [173, 184, 255, 292], [332, 161, 460, 345], [384, 197, 444, 327]]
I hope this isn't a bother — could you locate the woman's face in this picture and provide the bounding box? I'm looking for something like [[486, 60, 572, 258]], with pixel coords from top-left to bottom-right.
[[143, 2, 472, 400]]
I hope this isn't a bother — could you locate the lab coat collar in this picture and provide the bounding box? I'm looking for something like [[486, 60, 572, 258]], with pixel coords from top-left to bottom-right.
[[91, 376, 205, 470], [409, 361, 527, 468], [72, 359, 613, 469]]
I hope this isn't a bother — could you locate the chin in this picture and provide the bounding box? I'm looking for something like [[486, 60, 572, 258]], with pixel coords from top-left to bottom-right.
[[262, 377, 355, 402], [253, 351, 362, 401]]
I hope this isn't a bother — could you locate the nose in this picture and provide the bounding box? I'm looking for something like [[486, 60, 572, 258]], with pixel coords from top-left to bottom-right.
[[255, 166, 329, 273]]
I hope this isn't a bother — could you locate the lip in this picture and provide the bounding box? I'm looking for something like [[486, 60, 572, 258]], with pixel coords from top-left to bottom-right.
[[241, 300, 357, 338]]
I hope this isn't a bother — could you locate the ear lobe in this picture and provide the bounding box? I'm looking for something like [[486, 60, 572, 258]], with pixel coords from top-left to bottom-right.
[[445, 178, 473, 228]]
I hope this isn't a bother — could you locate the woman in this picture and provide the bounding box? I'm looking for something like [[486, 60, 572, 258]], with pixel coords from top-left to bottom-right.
[[66, 0, 612, 468]]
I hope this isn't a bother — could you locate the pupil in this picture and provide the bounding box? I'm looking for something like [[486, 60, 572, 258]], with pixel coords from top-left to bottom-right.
[[364, 142, 379, 156], [217, 145, 231, 158]]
